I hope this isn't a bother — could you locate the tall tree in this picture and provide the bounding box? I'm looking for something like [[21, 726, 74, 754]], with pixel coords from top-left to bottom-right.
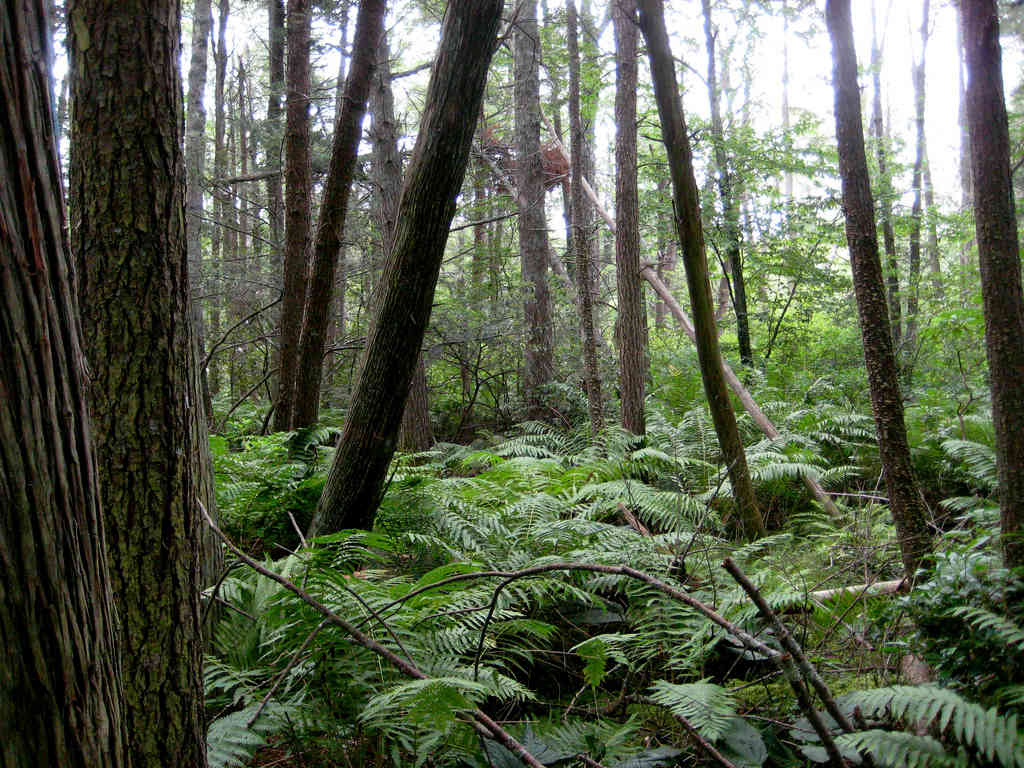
[[905, 0, 931, 359], [961, 0, 1024, 570], [68, 0, 209, 764], [1, 3, 128, 764], [309, 0, 503, 536], [273, 0, 313, 431], [516, 0, 555, 421], [568, 0, 603, 434], [637, 0, 766, 540], [825, 0, 932, 578], [613, 0, 648, 435], [267, 0, 286, 248], [702, 0, 753, 367], [292, 0, 386, 428]]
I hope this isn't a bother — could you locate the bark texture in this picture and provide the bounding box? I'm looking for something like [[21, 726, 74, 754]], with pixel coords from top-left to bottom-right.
[[516, 0, 555, 421], [309, 0, 502, 536], [825, 0, 932, 578], [961, 0, 1024, 570], [614, 0, 648, 435], [292, 0, 386, 428], [1, 4, 127, 765], [68, 0, 209, 765], [274, 0, 313, 431], [637, 0, 765, 540]]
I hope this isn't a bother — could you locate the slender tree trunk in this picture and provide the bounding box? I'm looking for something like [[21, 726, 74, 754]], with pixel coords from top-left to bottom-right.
[[516, 0, 555, 421], [613, 0, 647, 435], [68, 0, 209, 763], [957, 0, 974, 302], [923, 150, 943, 298], [825, 0, 932, 578], [654, 177, 675, 329], [782, 0, 793, 199], [1, 4, 128, 764], [905, 0, 931, 363], [309, 0, 502, 536], [267, 0, 285, 249], [209, 0, 229, 400], [702, 0, 753, 367], [292, 0, 386, 428], [961, 0, 1024, 570], [568, 0, 603, 434], [637, 0, 765, 541], [870, 0, 902, 349], [273, 0, 313, 430]]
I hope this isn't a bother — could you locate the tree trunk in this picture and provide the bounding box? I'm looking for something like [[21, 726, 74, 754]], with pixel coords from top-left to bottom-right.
[[208, 0, 229, 400], [702, 0, 753, 368], [67, 0, 209, 763], [961, 0, 1024, 570], [613, 0, 648, 435], [957, 0, 974, 302], [905, 0, 931, 364], [308, 0, 502, 536], [516, 0, 555, 421], [568, 0, 603, 435], [1, 4, 128, 764], [273, 0, 313, 431], [266, 0, 285, 249], [870, 0, 902, 350], [292, 0, 386, 428], [923, 150, 943, 298], [637, 0, 765, 541], [825, 0, 932, 578], [399, 355, 434, 451], [654, 177, 676, 329]]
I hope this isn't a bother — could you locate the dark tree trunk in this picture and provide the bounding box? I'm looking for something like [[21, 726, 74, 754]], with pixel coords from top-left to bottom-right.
[[961, 0, 1024, 570], [399, 355, 434, 451], [267, 0, 285, 249], [637, 0, 765, 541], [825, 0, 932, 578], [516, 0, 554, 421], [702, 0, 752, 368], [308, 0, 503, 536], [1, 4, 128, 765], [613, 0, 648, 435], [68, 0, 209, 764], [292, 0, 386, 428], [568, 0, 603, 435], [273, 0, 313, 431], [208, 0, 230, 400], [905, 0, 931, 362], [870, 0, 902, 350]]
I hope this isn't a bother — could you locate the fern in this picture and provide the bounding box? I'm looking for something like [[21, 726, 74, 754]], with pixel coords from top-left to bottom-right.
[[949, 606, 1024, 653], [833, 731, 962, 768], [648, 680, 738, 742]]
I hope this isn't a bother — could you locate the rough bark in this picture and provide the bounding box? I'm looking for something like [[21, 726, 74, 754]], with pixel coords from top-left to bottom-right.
[[1, 3, 128, 764], [568, 0, 603, 435], [825, 0, 932, 578], [613, 0, 648, 435], [273, 0, 313, 431], [399, 355, 434, 451], [870, 0, 902, 350], [516, 0, 555, 421], [637, 0, 765, 541], [702, 0, 753, 368], [961, 0, 1024, 570], [308, 0, 502, 536], [67, 0, 209, 763], [292, 0, 386, 428], [905, 0, 931, 360]]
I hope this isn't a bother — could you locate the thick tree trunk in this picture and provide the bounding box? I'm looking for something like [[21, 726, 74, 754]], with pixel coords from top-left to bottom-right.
[[1, 4, 128, 764], [273, 0, 313, 431], [961, 0, 1024, 570], [637, 0, 765, 541], [568, 0, 603, 435], [613, 0, 648, 435], [516, 0, 555, 421], [905, 0, 931, 362], [870, 0, 902, 350], [292, 0, 386, 428], [67, 0, 209, 764], [825, 0, 932, 578], [308, 0, 502, 536], [399, 355, 434, 451], [702, 0, 753, 368]]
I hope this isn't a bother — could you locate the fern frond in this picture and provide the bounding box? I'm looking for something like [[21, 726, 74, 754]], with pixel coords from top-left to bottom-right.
[[649, 680, 738, 742]]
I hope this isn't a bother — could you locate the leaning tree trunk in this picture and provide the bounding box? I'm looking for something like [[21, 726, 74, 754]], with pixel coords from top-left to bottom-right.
[[613, 0, 648, 435], [568, 0, 603, 435], [516, 0, 555, 421], [961, 0, 1024, 570], [637, 0, 765, 541], [68, 0, 210, 765], [292, 0, 386, 428], [1, 3, 128, 765], [308, 0, 503, 536], [825, 0, 932, 578], [273, 0, 313, 431]]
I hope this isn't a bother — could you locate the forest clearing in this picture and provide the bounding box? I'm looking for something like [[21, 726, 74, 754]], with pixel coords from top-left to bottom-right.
[[2, 0, 1024, 767]]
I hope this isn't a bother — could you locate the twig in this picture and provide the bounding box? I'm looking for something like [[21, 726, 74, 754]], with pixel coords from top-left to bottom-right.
[[288, 512, 308, 549], [578, 755, 611, 768], [666, 709, 741, 768]]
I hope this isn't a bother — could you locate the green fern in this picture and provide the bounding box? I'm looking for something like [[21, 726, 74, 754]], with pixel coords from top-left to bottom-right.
[[648, 680, 738, 742], [949, 606, 1024, 652]]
